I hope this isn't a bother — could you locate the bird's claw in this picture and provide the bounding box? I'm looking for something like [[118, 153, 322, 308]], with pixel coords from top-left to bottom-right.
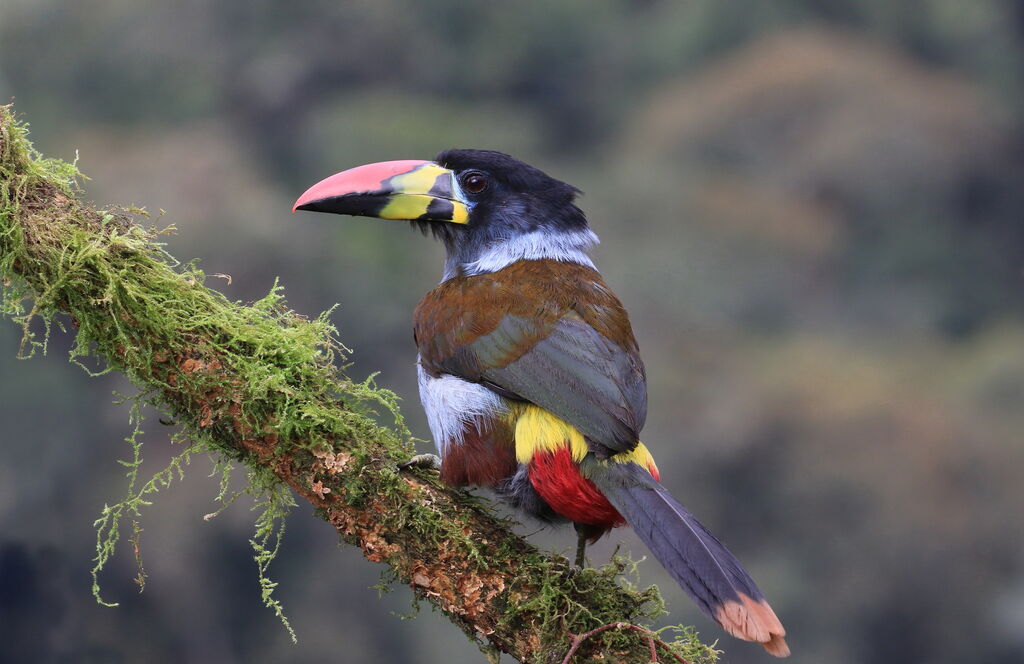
[[398, 453, 442, 472]]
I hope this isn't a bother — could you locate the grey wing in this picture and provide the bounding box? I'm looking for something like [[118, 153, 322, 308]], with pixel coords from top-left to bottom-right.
[[445, 314, 647, 454]]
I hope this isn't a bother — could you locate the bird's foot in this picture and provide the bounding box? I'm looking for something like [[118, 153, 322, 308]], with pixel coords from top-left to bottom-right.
[[398, 453, 442, 472], [573, 522, 607, 569], [574, 536, 587, 569]]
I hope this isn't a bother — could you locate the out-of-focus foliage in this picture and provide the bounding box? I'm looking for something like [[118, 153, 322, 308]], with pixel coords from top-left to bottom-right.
[[1, 1, 1022, 663]]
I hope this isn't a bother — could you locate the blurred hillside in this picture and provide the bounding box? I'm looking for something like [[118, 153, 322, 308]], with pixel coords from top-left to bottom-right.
[[2, 2, 1023, 663]]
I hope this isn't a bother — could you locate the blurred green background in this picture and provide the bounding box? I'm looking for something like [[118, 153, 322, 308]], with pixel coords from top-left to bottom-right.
[[2, 1, 1024, 662]]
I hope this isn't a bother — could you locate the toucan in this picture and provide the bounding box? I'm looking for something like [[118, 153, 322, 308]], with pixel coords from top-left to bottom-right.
[[294, 150, 789, 657]]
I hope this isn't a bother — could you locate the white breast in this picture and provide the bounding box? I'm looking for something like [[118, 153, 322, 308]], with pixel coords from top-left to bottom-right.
[[417, 360, 507, 457]]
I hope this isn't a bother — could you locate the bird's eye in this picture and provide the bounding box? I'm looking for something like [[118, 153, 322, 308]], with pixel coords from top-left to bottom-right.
[[461, 172, 488, 194]]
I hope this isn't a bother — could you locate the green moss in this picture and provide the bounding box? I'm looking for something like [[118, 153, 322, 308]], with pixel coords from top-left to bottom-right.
[[0, 104, 412, 636], [499, 553, 718, 663]]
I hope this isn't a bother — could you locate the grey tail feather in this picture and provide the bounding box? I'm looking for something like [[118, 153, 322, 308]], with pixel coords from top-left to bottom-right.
[[590, 463, 778, 627]]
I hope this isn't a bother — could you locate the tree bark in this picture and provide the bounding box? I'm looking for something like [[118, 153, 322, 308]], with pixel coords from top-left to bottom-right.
[[0, 104, 713, 664]]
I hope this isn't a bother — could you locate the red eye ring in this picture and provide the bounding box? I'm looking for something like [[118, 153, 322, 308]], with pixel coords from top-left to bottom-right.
[[462, 172, 487, 194]]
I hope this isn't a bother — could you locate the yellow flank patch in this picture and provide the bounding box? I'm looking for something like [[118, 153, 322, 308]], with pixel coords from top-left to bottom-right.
[[513, 405, 589, 463], [624, 441, 657, 473], [510, 404, 659, 472]]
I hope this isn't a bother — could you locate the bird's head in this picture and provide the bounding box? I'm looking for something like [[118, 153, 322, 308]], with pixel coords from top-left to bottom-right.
[[294, 149, 598, 279]]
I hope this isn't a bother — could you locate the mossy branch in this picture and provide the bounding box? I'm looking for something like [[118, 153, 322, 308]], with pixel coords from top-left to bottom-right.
[[0, 104, 717, 664]]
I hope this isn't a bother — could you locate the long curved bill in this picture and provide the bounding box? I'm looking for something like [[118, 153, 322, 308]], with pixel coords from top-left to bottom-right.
[[292, 159, 469, 224]]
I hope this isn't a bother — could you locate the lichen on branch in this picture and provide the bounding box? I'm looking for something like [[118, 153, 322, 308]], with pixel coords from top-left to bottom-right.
[[0, 104, 717, 664]]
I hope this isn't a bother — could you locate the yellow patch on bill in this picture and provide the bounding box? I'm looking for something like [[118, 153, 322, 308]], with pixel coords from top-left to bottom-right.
[[390, 162, 447, 194], [380, 163, 469, 223], [449, 202, 469, 224], [379, 193, 433, 220]]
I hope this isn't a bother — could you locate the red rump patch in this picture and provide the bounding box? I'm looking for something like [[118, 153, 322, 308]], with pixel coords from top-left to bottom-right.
[[528, 448, 625, 528]]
